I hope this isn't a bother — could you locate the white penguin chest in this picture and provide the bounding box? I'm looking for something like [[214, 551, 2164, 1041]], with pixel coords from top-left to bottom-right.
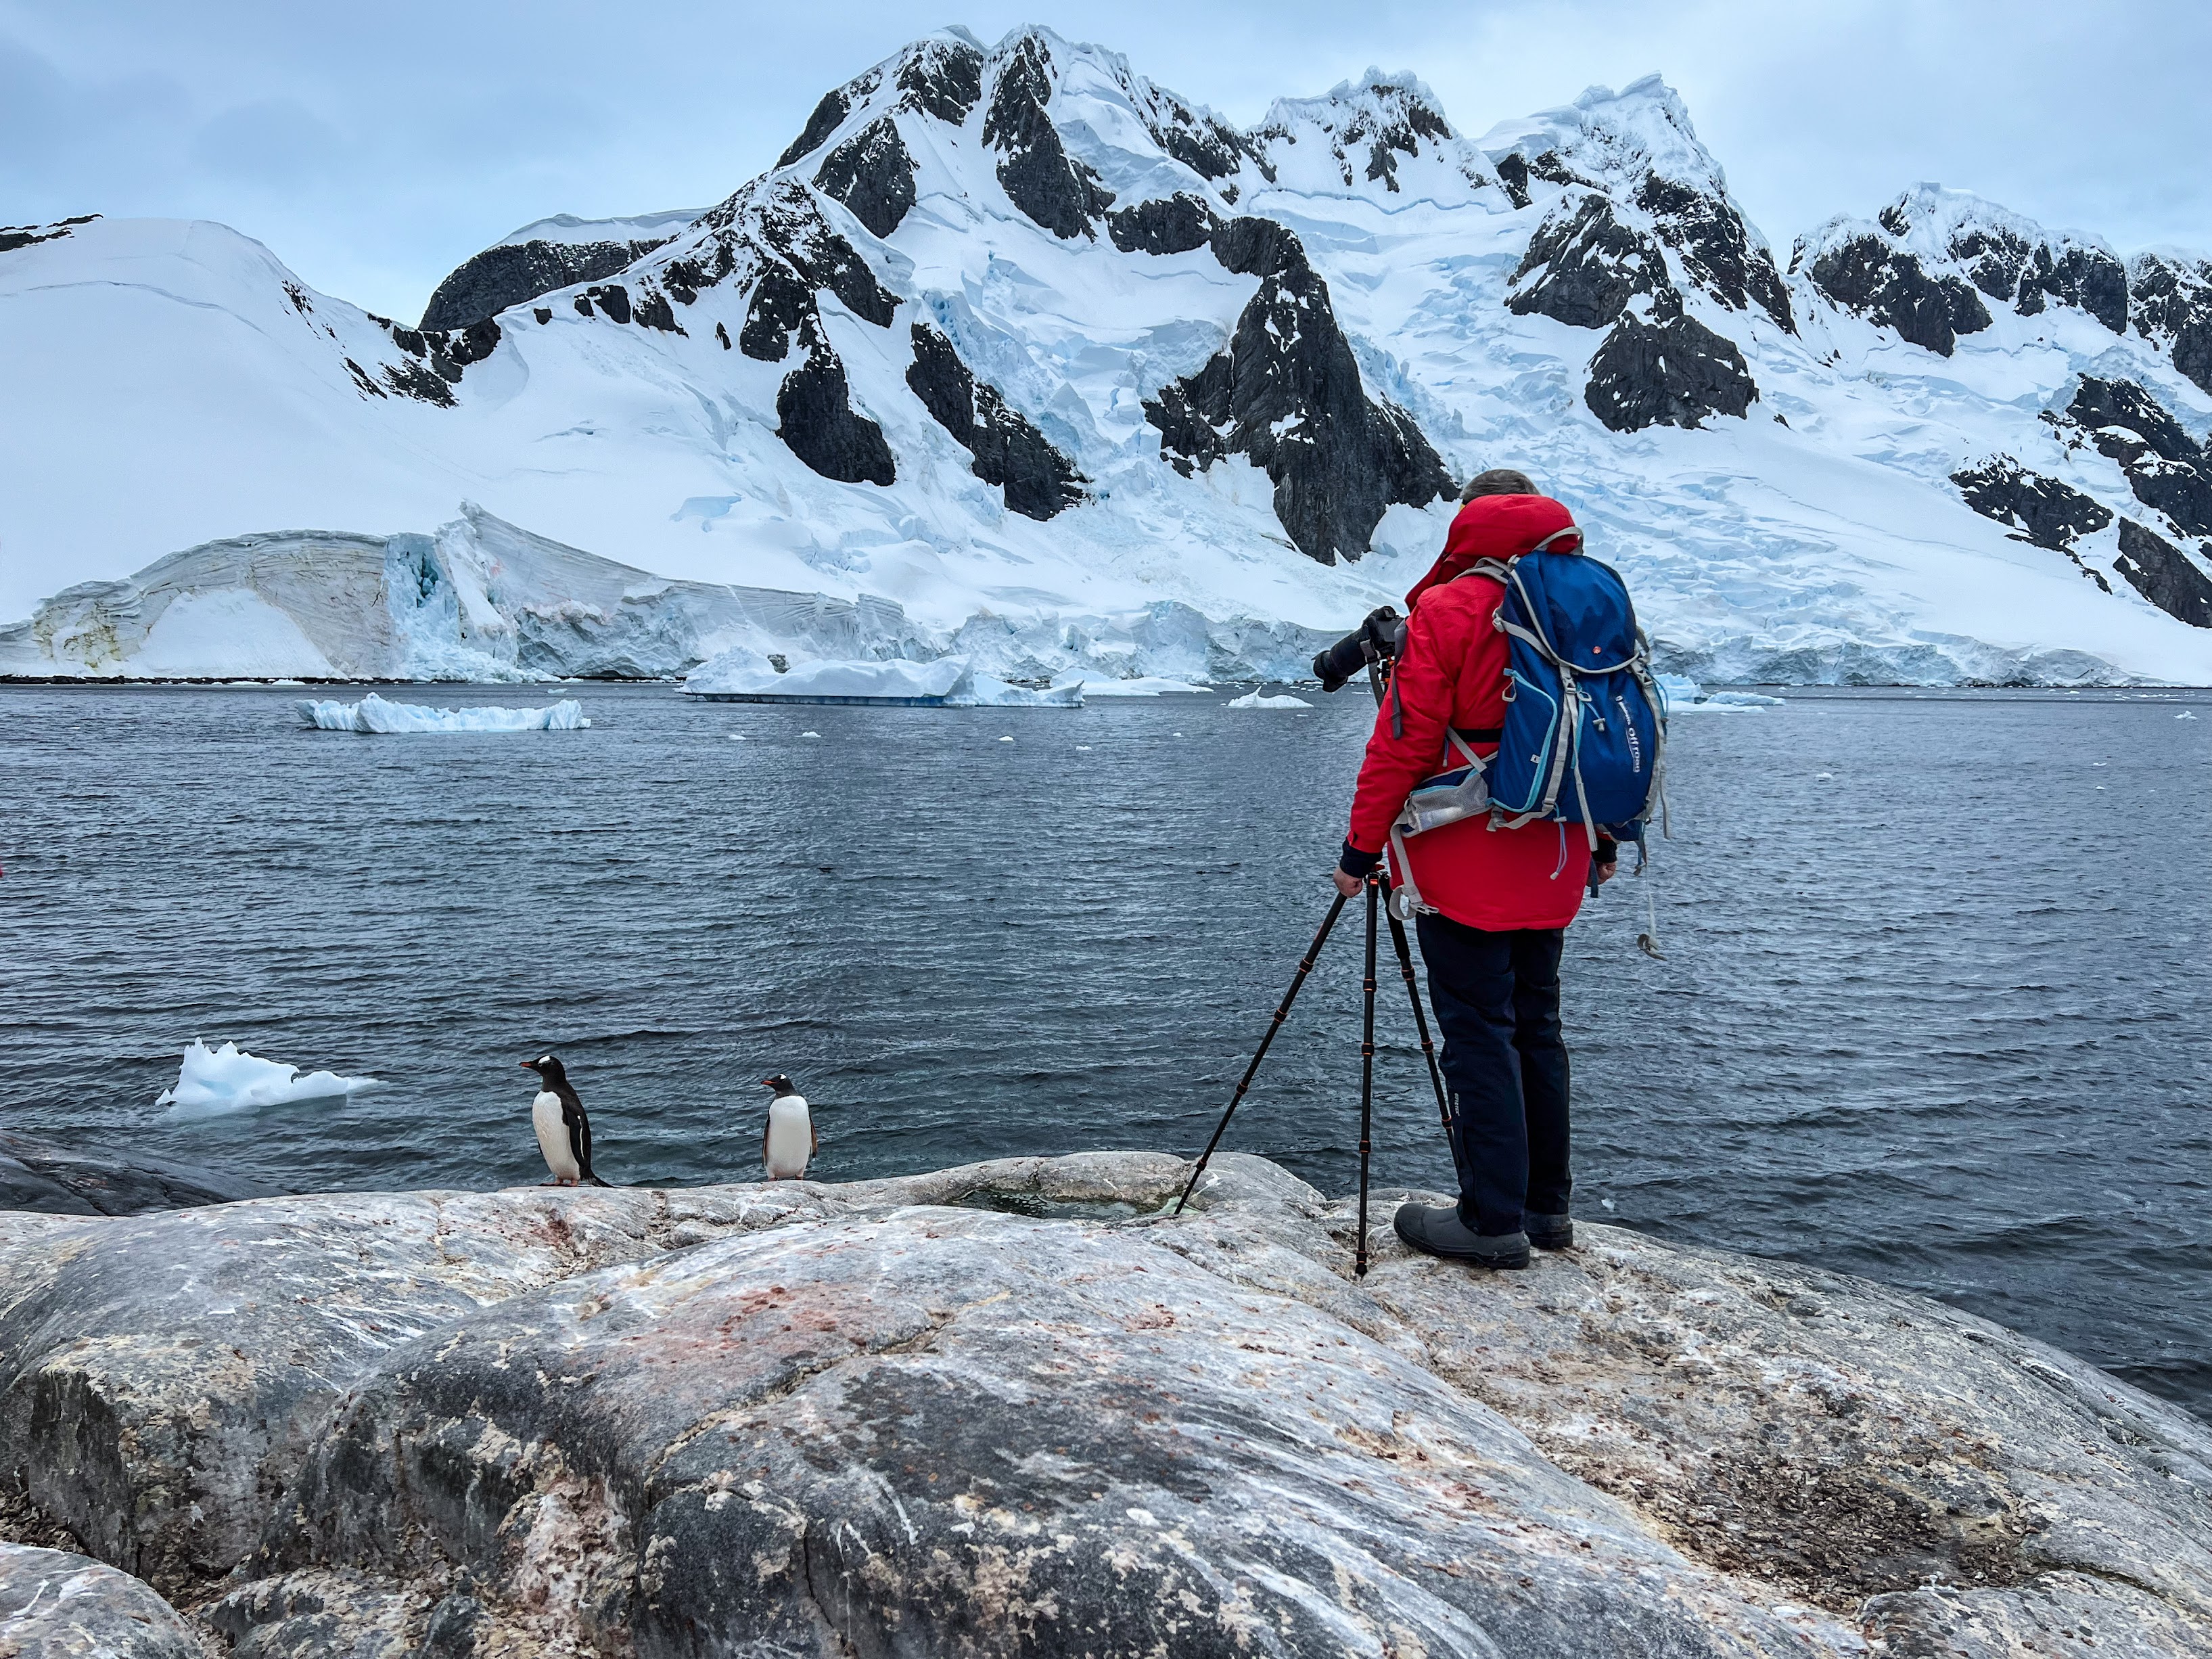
[[533, 1091, 578, 1178], [763, 1096, 812, 1177]]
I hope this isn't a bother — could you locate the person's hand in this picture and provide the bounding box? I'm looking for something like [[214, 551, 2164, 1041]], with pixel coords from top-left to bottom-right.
[[1332, 868, 1364, 897], [1594, 859, 1618, 886]]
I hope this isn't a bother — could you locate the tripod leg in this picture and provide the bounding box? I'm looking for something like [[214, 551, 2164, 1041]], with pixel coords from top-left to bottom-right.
[[1384, 880, 1460, 1186], [1173, 888, 1350, 1214], [1356, 873, 1379, 1278]]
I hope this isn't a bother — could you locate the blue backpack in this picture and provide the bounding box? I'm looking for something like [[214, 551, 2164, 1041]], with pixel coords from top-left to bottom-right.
[[1485, 539, 1667, 853], [1390, 532, 1667, 887]]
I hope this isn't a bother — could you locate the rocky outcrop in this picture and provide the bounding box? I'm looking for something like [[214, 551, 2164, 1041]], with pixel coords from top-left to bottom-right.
[[1801, 229, 1993, 356], [1638, 173, 1796, 331], [1585, 303, 1758, 432], [1506, 194, 1671, 330], [1505, 191, 1760, 431], [419, 235, 674, 332], [814, 116, 917, 240], [0, 1542, 204, 1657], [906, 323, 1084, 518], [1146, 217, 1451, 563], [2131, 252, 2212, 396], [0, 1131, 266, 1217], [775, 315, 896, 486], [2064, 376, 2212, 539], [1105, 192, 1218, 256], [982, 33, 1114, 240], [1952, 456, 2115, 551], [0, 214, 99, 255], [2114, 519, 2212, 628], [2, 1151, 2208, 1656]]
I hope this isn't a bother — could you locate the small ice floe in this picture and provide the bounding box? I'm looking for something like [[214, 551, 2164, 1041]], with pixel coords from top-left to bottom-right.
[[998, 735, 1015, 742], [157, 1039, 379, 1121], [297, 694, 587, 733], [728, 734, 747, 742], [802, 731, 822, 739], [1051, 673, 1207, 698], [1226, 689, 1313, 710], [2180, 710, 2199, 721], [1655, 674, 1782, 712], [685, 654, 1080, 707]]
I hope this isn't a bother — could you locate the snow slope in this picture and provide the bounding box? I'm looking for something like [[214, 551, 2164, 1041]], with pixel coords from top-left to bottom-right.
[[3, 28, 2211, 684]]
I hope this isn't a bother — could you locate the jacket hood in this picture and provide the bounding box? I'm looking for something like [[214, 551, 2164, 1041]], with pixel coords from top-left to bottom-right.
[[1406, 494, 1581, 608]]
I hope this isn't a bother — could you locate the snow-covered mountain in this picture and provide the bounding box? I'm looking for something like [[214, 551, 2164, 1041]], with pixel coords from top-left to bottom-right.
[[4, 26, 2211, 683]]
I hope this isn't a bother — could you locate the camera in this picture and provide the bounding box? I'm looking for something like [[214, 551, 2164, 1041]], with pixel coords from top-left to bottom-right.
[[1312, 605, 1407, 694]]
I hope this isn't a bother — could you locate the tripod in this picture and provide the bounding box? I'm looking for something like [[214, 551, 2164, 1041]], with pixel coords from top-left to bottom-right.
[[1172, 871, 1456, 1276]]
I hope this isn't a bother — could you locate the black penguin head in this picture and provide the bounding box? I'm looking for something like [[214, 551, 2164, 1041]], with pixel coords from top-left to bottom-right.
[[761, 1074, 796, 1095], [522, 1053, 568, 1086]]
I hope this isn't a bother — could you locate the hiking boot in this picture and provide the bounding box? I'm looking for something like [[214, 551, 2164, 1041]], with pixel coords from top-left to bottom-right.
[[1523, 1212, 1574, 1250], [1392, 1203, 1530, 1269]]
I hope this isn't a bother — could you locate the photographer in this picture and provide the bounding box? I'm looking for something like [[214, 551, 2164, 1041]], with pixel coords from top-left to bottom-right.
[[1332, 469, 1615, 1271]]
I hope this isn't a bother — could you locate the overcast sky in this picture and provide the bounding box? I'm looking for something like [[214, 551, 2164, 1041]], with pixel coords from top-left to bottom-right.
[[5, 0, 2206, 323]]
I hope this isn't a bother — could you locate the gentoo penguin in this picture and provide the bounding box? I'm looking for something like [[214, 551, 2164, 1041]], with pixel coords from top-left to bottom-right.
[[520, 1053, 610, 1187], [760, 1074, 816, 1181]]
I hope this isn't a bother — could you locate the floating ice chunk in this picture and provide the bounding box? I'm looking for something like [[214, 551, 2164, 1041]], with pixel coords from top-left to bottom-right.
[[966, 674, 1082, 708], [1226, 689, 1312, 710], [297, 694, 587, 732], [1050, 673, 1207, 697], [157, 1039, 379, 1121], [2180, 710, 2199, 720], [1653, 674, 1778, 713], [688, 652, 1081, 707], [688, 654, 969, 704]]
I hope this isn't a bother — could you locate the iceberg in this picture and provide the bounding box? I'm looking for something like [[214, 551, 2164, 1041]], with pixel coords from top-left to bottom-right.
[[685, 653, 1082, 707], [296, 694, 589, 732], [1226, 689, 1314, 710], [1655, 674, 1783, 714], [1049, 673, 1209, 698], [156, 1039, 379, 1122]]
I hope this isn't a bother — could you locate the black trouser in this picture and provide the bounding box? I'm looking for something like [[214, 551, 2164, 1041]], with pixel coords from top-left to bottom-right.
[[1414, 914, 1571, 1235]]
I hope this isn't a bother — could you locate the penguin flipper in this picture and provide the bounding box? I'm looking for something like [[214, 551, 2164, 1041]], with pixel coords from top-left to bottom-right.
[[567, 1099, 601, 1184]]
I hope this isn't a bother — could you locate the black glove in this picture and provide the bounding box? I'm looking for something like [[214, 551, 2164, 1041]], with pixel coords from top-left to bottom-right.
[[1337, 838, 1383, 879]]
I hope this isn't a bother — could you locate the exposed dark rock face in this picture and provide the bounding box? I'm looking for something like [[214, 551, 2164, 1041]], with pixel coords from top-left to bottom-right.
[[982, 34, 1114, 240], [1804, 233, 1993, 356], [1143, 96, 1262, 182], [2028, 246, 2128, 332], [1508, 194, 1671, 329], [2130, 254, 2212, 396], [0, 1543, 203, 1656], [777, 315, 896, 486], [0, 1129, 267, 1217], [777, 87, 852, 168], [0, 214, 98, 254], [373, 316, 501, 403], [1494, 152, 1532, 209], [419, 235, 676, 332], [1106, 192, 1218, 256], [1146, 217, 1451, 564], [894, 37, 985, 122], [583, 283, 631, 325], [906, 324, 1085, 519], [2065, 377, 2212, 537], [814, 116, 918, 239], [1951, 457, 2114, 550], [1585, 304, 1757, 432], [2113, 519, 2212, 627], [1636, 175, 1794, 332], [631, 287, 683, 333]]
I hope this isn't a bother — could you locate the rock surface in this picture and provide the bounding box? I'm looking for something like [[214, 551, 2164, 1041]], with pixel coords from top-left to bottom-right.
[[0, 1542, 204, 1657], [0, 1131, 266, 1217], [2, 1152, 2208, 1656]]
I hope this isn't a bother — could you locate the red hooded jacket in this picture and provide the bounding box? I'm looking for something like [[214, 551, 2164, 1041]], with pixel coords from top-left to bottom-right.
[[1344, 493, 1593, 932]]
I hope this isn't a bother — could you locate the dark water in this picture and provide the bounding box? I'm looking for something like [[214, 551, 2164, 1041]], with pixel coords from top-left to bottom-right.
[[2, 681, 2209, 1415]]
